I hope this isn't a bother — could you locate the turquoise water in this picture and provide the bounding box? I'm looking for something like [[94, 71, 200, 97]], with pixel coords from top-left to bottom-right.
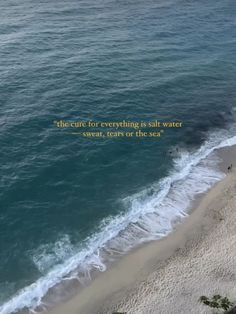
[[0, 0, 236, 313]]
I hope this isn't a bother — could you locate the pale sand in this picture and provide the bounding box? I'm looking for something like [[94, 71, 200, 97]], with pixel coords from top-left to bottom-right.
[[48, 146, 236, 314]]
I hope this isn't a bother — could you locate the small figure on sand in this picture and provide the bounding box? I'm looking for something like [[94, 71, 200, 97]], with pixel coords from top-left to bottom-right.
[[227, 164, 233, 172]]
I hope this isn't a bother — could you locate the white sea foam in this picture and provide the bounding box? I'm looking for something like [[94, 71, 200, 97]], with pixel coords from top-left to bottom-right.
[[31, 235, 75, 274], [1, 127, 236, 314]]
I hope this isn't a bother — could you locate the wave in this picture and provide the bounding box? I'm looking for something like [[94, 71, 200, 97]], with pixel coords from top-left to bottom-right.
[[1, 126, 236, 314]]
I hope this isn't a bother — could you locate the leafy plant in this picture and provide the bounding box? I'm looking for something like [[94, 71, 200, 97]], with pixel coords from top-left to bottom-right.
[[199, 295, 234, 313]]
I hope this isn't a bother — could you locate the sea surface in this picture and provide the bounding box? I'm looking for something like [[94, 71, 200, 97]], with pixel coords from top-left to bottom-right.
[[0, 0, 236, 313]]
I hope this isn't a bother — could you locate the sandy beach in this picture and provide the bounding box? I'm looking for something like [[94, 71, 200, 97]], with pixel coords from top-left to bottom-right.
[[47, 145, 236, 314]]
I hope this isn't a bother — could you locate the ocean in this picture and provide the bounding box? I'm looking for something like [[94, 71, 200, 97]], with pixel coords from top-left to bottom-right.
[[0, 0, 236, 313]]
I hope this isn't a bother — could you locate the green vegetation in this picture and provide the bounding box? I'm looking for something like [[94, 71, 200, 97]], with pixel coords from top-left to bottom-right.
[[199, 295, 235, 313]]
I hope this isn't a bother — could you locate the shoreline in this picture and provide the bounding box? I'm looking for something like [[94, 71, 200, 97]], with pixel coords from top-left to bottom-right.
[[46, 145, 236, 314]]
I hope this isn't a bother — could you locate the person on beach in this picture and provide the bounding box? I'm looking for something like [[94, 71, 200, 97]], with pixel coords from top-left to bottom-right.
[[227, 164, 233, 172]]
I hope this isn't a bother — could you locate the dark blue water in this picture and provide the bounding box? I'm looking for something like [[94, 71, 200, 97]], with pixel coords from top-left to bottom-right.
[[0, 0, 236, 312]]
